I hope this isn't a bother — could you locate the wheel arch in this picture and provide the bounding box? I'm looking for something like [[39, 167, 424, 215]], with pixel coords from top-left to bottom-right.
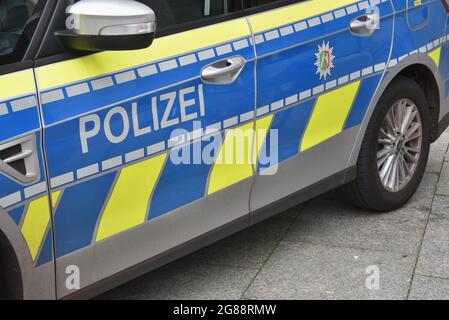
[[0, 227, 23, 300], [347, 55, 443, 170], [395, 64, 440, 142], [0, 211, 56, 300]]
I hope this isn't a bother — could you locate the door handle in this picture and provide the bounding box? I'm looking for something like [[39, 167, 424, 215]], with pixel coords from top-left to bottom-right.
[[0, 135, 39, 184], [350, 13, 380, 36], [201, 56, 245, 84]]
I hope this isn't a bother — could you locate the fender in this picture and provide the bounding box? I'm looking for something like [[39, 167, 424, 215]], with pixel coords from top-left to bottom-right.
[[0, 211, 56, 299]]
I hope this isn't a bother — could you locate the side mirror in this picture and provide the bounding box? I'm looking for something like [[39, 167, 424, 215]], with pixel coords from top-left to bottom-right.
[[55, 0, 156, 52]]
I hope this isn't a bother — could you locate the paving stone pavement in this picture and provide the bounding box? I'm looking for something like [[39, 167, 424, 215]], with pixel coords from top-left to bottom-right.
[[100, 130, 449, 300]]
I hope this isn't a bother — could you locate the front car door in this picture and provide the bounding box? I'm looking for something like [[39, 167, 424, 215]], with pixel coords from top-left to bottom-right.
[[33, 0, 259, 298], [248, 0, 395, 216]]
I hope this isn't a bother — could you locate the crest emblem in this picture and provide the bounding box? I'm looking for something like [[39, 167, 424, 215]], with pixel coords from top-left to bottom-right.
[[315, 41, 335, 80]]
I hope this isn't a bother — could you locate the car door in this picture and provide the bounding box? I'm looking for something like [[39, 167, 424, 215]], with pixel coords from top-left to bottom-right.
[[248, 0, 395, 215], [33, 0, 259, 297], [0, 0, 56, 299]]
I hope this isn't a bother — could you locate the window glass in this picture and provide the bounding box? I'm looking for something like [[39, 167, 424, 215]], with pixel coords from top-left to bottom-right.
[[139, 0, 283, 32], [0, 0, 43, 66]]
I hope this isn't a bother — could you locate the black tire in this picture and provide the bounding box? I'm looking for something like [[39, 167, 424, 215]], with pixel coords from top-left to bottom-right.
[[340, 77, 431, 212]]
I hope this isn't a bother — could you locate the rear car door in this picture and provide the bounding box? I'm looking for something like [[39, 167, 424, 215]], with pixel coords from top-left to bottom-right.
[[248, 0, 395, 215], [33, 0, 258, 297], [0, 0, 55, 299]]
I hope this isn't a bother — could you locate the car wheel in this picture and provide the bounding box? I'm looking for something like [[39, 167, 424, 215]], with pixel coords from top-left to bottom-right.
[[340, 76, 431, 212]]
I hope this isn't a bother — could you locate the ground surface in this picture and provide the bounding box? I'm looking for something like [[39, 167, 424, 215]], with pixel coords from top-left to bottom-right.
[[100, 130, 449, 300]]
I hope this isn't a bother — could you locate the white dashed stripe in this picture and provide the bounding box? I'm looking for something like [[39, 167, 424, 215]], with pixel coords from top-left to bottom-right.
[[102, 156, 123, 171], [0, 192, 21, 208], [76, 164, 99, 179], [51, 172, 74, 188], [147, 141, 166, 155], [66, 83, 90, 97], [10, 96, 37, 112], [0, 103, 8, 115], [125, 149, 145, 163], [24, 182, 47, 199], [91, 77, 114, 91]]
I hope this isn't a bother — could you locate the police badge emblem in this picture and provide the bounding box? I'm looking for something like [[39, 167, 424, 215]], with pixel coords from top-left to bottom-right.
[[315, 41, 335, 80]]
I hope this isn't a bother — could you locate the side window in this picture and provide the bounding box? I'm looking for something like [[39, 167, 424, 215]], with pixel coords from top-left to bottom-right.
[[138, 0, 285, 32], [0, 0, 44, 66]]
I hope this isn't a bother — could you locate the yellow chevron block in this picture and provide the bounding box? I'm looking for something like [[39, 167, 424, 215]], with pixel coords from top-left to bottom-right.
[[301, 81, 360, 152], [249, 0, 359, 33], [208, 115, 273, 195], [95, 154, 167, 242], [429, 47, 442, 68], [0, 69, 36, 101], [21, 191, 61, 261]]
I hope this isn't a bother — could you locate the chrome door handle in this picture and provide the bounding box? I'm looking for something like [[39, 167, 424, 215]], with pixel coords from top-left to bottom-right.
[[201, 56, 245, 84], [350, 13, 380, 36], [0, 135, 39, 184]]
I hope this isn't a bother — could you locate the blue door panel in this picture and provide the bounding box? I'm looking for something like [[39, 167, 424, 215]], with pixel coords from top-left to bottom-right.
[[345, 74, 383, 129], [255, 1, 394, 111], [53, 172, 117, 257], [407, 0, 430, 29], [257, 99, 316, 172], [149, 136, 220, 219]]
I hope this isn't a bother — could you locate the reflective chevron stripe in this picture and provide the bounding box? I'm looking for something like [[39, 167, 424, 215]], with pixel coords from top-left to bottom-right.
[[95, 153, 167, 242], [207, 115, 273, 195], [20, 191, 61, 261], [301, 81, 360, 152], [429, 48, 442, 67]]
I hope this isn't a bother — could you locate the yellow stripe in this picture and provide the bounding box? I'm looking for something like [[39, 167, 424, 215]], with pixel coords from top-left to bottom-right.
[[36, 19, 250, 90], [301, 81, 360, 152], [0, 69, 35, 101], [249, 0, 360, 33], [95, 154, 167, 242], [208, 115, 273, 195], [21, 191, 61, 261], [429, 48, 441, 68]]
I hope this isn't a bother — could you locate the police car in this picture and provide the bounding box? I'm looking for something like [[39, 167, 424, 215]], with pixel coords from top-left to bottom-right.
[[0, 0, 448, 299]]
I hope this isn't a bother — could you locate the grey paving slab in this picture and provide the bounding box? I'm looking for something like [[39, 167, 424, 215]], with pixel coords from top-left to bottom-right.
[[426, 132, 449, 174], [430, 195, 449, 220], [191, 210, 299, 269], [436, 162, 449, 196], [409, 275, 449, 300], [403, 173, 438, 212], [416, 218, 449, 279], [283, 193, 426, 255], [244, 241, 415, 300], [99, 256, 257, 300]]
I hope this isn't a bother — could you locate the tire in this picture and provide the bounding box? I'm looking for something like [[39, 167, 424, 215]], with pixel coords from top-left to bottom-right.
[[340, 77, 431, 212]]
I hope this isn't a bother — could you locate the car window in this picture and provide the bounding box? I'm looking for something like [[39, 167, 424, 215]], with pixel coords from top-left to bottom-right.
[[0, 0, 44, 66], [138, 0, 284, 32]]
